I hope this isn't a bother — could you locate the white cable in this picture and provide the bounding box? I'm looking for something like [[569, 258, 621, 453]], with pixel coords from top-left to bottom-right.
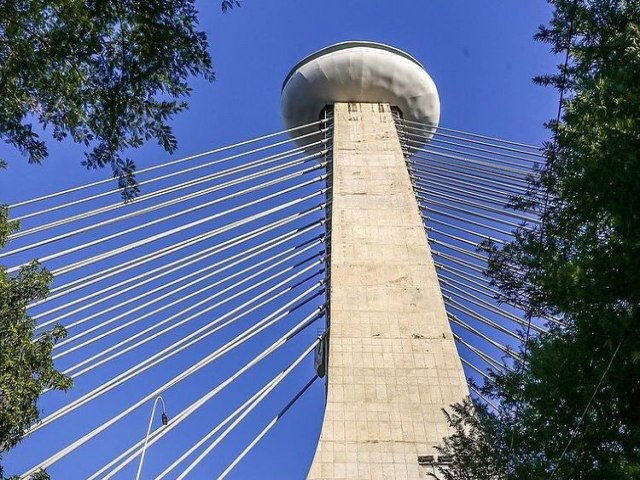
[[409, 159, 530, 194], [215, 375, 317, 480], [35, 204, 324, 308], [412, 166, 527, 200], [461, 357, 493, 382], [415, 176, 521, 206], [415, 186, 515, 217], [454, 333, 506, 372], [65, 282, 324, 388], [416, 192, 540, 225], [419, 197, 529, 230], [218, 375, 318, 480], [12, 130, 327, 226], [407, 131, 540, 169], [134, 396, 167, 480], [31, 303, 325, 480], [427, 223, 506, 248], [410, 155, 533, 190], [436, 262, 503, 299], [54, 236, 323, 352], [30, 265, 325, 434], [43, 175, 325, 273], [442, 282, 530, 327], [444, 294, 522, 341], [12, 142, 327, 239], [42, 208, 324, 334], [398, 118, 543, 151], [86, 303, 323, 480], [34, 219, 322, 327], [3, 160, 326, 262], [55, 241, 323, 363], [408, 144, 534, 177], [401, 124, 543, 165], [217, 422, 275, 479], [448, 313, 521, 362], [99, 314, 323, 480], [38, 281, 325, 447], [440, 268, 505, 306], [11, 139, 324, 236], [152, 377, 279, 479], [410, 153, 533, 186], [176, 346, 319, 480], [431, 249, 485, 274], [421, 209, 513, 237], [10, 119, 327, 210], [12, 184, 326, 276], [468, 383, 500, 412], [419, 182, 516, 214], [62, 269, 324, 394]]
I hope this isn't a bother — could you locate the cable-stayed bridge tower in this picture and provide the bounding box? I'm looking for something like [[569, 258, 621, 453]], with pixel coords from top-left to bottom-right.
[[282, 41, 468, 479], [2, 40, 551, 480]]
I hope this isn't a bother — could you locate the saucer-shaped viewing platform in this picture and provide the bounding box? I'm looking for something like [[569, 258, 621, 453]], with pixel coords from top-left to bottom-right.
[[281, 41, 440, 134]]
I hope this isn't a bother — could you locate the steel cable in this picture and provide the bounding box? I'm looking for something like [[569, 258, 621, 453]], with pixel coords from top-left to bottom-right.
[[3, 164, 326, 263], [34, 220, 323, 327], [10, 119, 328, 210]]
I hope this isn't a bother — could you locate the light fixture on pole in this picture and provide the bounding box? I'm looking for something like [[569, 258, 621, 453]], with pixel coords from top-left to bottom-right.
[[135, 396, 168, 480]]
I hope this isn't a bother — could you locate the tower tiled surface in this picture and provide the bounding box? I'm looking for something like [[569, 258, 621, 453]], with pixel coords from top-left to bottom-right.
[[307, 102, 468, 480]]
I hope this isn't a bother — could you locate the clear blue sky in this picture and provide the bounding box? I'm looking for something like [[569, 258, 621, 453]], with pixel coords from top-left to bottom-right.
[[1, 2, 558, 479]]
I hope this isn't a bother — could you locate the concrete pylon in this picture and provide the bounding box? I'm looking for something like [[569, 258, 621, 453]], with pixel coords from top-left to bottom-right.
[[281, 43, 469, 479]]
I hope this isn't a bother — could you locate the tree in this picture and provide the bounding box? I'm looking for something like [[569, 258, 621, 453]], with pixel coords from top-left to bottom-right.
[[435, 1, 640, 478], [0, 0, 238, 198]]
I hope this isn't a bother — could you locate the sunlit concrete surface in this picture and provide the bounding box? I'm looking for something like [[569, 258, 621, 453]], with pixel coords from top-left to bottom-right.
[[306, 103, 468, 480]]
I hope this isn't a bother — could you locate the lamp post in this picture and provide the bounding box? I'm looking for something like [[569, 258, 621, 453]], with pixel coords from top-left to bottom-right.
[[135, 396, 168, 480]]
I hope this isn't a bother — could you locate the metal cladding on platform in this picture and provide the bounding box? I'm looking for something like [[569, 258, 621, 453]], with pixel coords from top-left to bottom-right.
[[281, 41, 440, 145]]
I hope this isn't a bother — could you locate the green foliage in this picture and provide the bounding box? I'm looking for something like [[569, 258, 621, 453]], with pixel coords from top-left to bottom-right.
[[0, 208, 17, 250], [437, 1, 640, 478], [0, 201, 72, 476], [431, 398, 508, 480], [0, 0, 224, 199], [221, 0, 240, 12], [0, 260, 72, 452], [2, 468, 50, 480]]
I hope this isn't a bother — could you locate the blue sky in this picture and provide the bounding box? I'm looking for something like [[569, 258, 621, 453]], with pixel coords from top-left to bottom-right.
[[1, 2, 558, 479]]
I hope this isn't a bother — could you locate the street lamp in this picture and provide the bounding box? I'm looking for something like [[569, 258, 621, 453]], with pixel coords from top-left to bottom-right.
[[135, 396, 168, 480]]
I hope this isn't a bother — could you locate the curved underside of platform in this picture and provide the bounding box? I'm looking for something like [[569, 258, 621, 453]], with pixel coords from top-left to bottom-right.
[[281, 42, 440, 145]]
